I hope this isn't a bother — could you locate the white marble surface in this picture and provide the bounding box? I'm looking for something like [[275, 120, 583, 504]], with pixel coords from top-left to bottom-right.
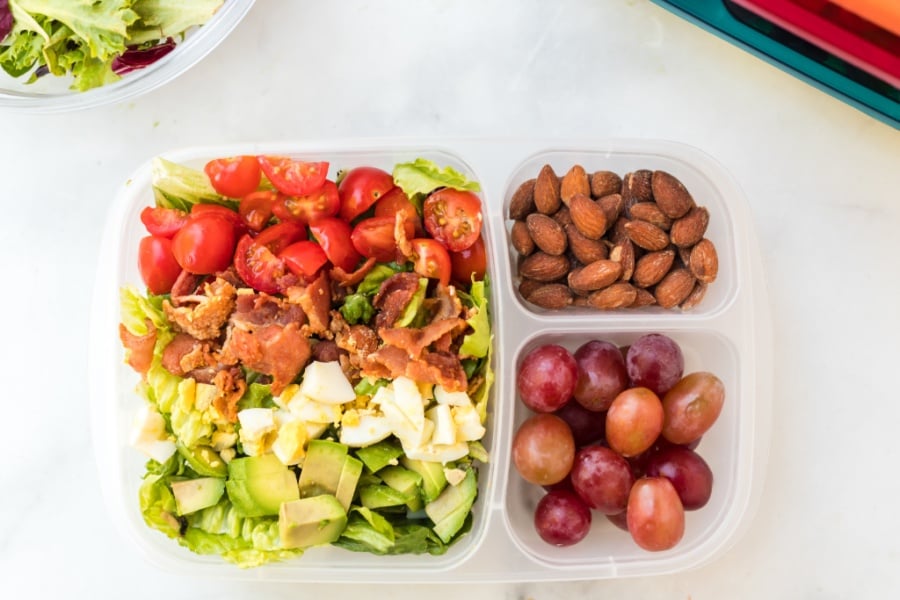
[[1, 0, 898, 597]]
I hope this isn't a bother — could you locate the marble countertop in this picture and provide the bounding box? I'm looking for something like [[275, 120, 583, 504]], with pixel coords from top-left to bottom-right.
[[1, 1, 898, 597]]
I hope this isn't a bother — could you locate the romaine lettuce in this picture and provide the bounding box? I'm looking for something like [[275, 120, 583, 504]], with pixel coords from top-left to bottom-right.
[[392, 158, 481, 201]]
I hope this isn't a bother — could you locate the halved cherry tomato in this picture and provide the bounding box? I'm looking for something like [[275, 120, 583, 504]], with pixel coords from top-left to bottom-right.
[[239, 191, 277, 232], [204, 155, 262, 198], [450, 234, 487, 285], [190, 203, 246, 236], [253, 221, 307, 254], [351, 216, 414, 263], [423, 188, 483, 252], [280, 241, 329, 281], [410, 238, 452, 286], [375, 186, 422, 235], [272, 181, 340, 224], [338, 167, 395, 222], [309, 217, 362, 272], [138, 235, 182, 295], [232, 223, 306, 294], [171, 215, 236, 274], [140, 206, 188, 238], [258, 156, 329, 196]]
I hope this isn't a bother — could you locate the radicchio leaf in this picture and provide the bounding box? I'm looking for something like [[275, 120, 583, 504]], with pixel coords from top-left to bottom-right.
[[111, 38, 177, 75], [0, 0, 13, 42]]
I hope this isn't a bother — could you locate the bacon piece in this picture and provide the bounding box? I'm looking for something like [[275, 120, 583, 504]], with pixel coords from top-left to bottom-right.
[[164, 278, 236, 340], [212, 367, 247, 424], [372, 272, 421, 330], [223, 322, 310, 396], [160, 333, 221, 378], [378, 318, 465, 359], [362, 346, 467, 392], [232, 292, 305, 328], [119, 319, 156, 376], [286, 271, 331, 336], [330, 256, 376, 287], [311, 340, 342, 363], [170, 270, 204, 302]]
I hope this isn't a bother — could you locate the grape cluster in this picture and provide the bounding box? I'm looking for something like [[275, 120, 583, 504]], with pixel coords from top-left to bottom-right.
[[513, 334, 725, 550]]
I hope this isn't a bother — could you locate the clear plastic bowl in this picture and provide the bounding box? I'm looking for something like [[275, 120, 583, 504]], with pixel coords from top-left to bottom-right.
[[89, 138, 772, 582], [0, 0, 255, 114]]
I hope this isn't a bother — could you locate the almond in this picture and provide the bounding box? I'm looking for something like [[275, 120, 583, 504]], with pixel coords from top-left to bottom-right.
[[569, 193, 608, 240], [566, 223, 608, 264], [560, 165, 591, 204], [651, 170, 695, 219], [568, 259, 622, 292], [622, 169, 653, 207], [519, 252, 570, 282], [527, 283, 573, 309], [509, 179, 536, 220], [633, 249, 675, 288], [677, 244, 692, 268], [624, 219, 670, 251], [551, 205, 573, 227], [572, 295, 592, 308], [510, 220, 535, 256], [689, 238, 718, 283], [610, 216, 630, 244], [680, 281, 707, 310], [654, 268, 695, 308], [609, 239, 635, 281], [598, 193, 624, 223], [591, 170, 622, 198], [518, 277, 544, 299], [526, 213, 567, 256], [630, 287, 657, 308], [628, 202, 672, 231], [670, 206, 709, 247], [534, 164, 561, 214], [587, 283, 637, 310]]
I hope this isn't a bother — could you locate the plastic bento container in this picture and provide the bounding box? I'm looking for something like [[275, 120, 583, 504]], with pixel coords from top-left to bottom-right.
[[0, 0, 255, 114], [89, 138, 772, 582]]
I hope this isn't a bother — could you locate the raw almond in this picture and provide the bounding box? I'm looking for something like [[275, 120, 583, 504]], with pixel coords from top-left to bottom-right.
[[630, 287, 657, 308], [654, 268, 695, 308], [534, 164, 561, 214], [587, 283, 637, 310], [622, 169, 653, 207], [633, 248, 675, 288], [624, 219, 670, 251], [628, 202, 672, 231], [680, 281, 707, 310], [598, 193, 624, 223], [566, 223, 608, 264], [509, 179, 536, 220], [591, 170, 622, 198], [568, 259, 622, 292], [689, 238, 718, 283], [569, 193, 608, 240], [518, 277, 544, 299], [519, 252, 570, 282], [651, 170, 695, 218], [670, 206, 709, 247], [609, 239, 635, 281], [510, 220, 535, 256], [526, 213, 567, 256], [527, 283, 573, 309], [560, 165, 591, 204]]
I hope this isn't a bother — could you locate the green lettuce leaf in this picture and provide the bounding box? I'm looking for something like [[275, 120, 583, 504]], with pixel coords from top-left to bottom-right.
[[392, 159, 481, 200], [356, 263, 406, 295], [395, 277, 428, 327], [128, 0, 223, 45], [459, 278, 490, 359], [335, 507, 395, 554], [120, 286, 169, 336], [152, 157, 228, 210]]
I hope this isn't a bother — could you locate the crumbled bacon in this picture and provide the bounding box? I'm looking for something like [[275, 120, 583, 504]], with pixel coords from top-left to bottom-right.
[[161, 333, 221, 379], [169, 270, 204, 302], [231, 292, 306, 328], [311, 339, 342, 363], [286, 271, 331, 336], [212, 367, 247, 423], [330, 256, 376, 288], [223, 323, 310, 395], [378, 317, 465, 359], [119, 319, 156, 376], [362, 346, 467, 391], [372, 272, 421, 330], [164, 278, 236, 340]]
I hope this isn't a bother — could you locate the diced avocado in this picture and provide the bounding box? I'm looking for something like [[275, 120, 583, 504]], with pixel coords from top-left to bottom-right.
[[354, 440, 404, 473], [425, 468, 477, 543], [171, 477, 225, 515], [225, 454, 299, 517], [379, 466, 424, 512], [335, 455, 363, 511], [400, 457, 447, 504], [177, 442, 227, 478], [298, 439, 349, 498], [279, 494, 348, 549], [358, 484, 413, 510]]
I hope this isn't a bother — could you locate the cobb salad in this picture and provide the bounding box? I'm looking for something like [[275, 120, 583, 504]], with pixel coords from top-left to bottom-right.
[[119, 153, 493, 567]]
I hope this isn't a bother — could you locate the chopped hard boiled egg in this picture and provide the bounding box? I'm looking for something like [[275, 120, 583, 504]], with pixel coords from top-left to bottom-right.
[[298, 360, 356, 405], [339, 409, 392, 447], [452, 404, 486, 441], [404, 441, 469, 464], [426, 404, 457, 446], [272, 419, 308, 465], [434, 384, 472, 406], [237, 408, 277, 457], [130, 402, 176, 463]]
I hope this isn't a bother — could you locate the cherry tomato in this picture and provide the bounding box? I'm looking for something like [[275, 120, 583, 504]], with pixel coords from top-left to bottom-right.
[[350, 216, 414, 263], [257, 156, 329, 196], [253, 221, 308, 254], [450, 234, 486, 284], [204, 155, 262, 198], [189, 203, 245, 236], [338, 167, 395, 222], [272, 180, 340, 224], [138, 235, 182, 295], [375, 186, 422, 234], [309, 217, 362, 272], [139, 206, 188, 238], [232, 222, 306, 294], [279, 241, 329, 281], [409, 238, 451, 286], [422, 188, 483, 252], [239, 190, 277, 232], [171, 215, 237, 275]]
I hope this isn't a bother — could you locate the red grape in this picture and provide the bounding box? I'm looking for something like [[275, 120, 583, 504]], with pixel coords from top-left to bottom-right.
[[605, 387, 664, 457], [554, 400, 606, 447], [573, 340, 629, 412], [644, 445, 713, 510], [512, 414, 575, 486], [517, 344, 578, 412], [625, 334, 684, 396], [569, 445, 634, 514], [606, 510, 629, 532], [661, 371, 725, 445], [626, 477, 685, 551], [534, 489, 592, 546]]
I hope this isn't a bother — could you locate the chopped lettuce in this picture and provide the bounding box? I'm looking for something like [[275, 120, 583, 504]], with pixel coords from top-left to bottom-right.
[[152, 157, 229, 210], [120, 286, 169, 337], [392, 158, 481, 202], [128, 0, 223, 45], [395, 277, 428, 327], [459, 278, 490, 359]]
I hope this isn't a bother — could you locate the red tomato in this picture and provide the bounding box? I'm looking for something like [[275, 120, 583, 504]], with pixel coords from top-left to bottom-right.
[[450, 234, 487, 285], [309, 217, 362, 272], [351, 216, 414, 263], [190, 203, 245, 236], [138, 235, 182, 295], [204, 155, 262, 198], [410, 238, 451, 286], [171, 215, 237, 275], [423, 188, 483, 252], [232, 223, 305, 294], [375, 186, 422, 234], [253, 221, 307, 254], [239, 191, 277, 232], [279, 241, 329, 280], [139, 206, 188, 238], [272, 180, 340, 224], [257, 156, 329, 196], [338, 167, 395, 222]]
